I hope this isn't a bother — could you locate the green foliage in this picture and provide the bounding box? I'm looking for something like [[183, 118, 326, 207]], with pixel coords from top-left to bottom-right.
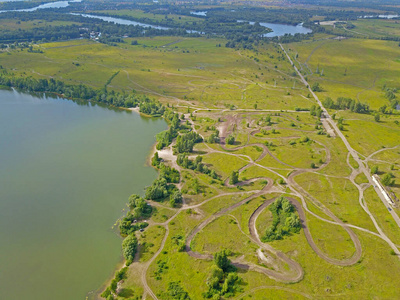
[[119, 217, 148, 236], [229, 171, 239, 185], [226, 135, 235, 145], [207, 132, 220, 144], [214, 250, 236, 273], [128, 194, 153, 219], [311, 82, 322, 92], [310, 105, 322, 118], [375, 114, 380, 122], [175, 131, 203, 153], [145, 162, 180, 201], [122, 234, 138, 265], [115, 267, 128, 282], [0, 71, 148, 108], [156, 129, 175, 150], [159, 164, 180, 184], [381, 173, 395, 186], [154, 259, 169, 280], [119, 194, 152, 235], [152, 152, 161, 167], [170, 190, 183, 208], [265, 114, 272, 126], [299, 136, 310, 143], [167, 281, 191, 300], [177, 154, 218, 179], [203, 250, 241, 299], [140, 99, 165, 117], [262, 197, 301, 242], [101, 287, 112, 299], [371, 165, 379, 174], [323, 96, 369, 114], [105, 70, 120, 87], [156, 110, 181, 150], [171, 234, 186, 252], [145, 177, 170, 200]]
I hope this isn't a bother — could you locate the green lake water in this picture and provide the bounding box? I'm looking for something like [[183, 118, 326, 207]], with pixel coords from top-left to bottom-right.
[[0, 89, 166, 299]]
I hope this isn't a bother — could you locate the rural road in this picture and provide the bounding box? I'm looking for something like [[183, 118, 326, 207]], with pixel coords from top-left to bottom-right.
[[280, 43, 400, 255]]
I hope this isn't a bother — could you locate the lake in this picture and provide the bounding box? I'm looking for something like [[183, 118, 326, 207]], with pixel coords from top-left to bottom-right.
[[0, 89, 166, 299], [238, 20, 311, 37], [260, 22, 312, 37]]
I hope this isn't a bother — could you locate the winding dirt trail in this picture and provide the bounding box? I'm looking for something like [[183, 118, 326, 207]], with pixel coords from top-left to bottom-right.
[[139, 65, 400, 297], [280, 43, 400, 257]]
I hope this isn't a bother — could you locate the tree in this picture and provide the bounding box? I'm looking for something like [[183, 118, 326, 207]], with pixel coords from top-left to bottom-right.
[[229, 171, 239, 185], [381, 173, 395, 186], [374, 114, 380, 122], [208, 132, 219, 144], [371, 165, 379, 175], [152, 151, 161, 167], [214, 250, 235, 273], [122, 234, 138, 265], [226, 135, 235, 145], [265, 114, 272, 125], [170, 190, 183, 208], [145, 178, 169, 200], [285, 213, 301, 231], [311, 82, 322, 92]]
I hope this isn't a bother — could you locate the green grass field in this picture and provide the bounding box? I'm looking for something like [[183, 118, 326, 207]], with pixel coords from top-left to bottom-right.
[[1, 29, 400, 300]]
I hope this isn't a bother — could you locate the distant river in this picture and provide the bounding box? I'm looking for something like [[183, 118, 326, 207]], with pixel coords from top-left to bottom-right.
[[0, 0, 81, 13], [0, 89, 166, 299], [72, 13, 170, 30]]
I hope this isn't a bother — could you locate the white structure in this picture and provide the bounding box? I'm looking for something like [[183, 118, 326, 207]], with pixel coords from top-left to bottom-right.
[[372, 175, 395, 205]]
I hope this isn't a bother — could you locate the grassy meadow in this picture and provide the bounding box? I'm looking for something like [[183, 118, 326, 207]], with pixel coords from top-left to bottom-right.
[[1, 30, 400, 300]]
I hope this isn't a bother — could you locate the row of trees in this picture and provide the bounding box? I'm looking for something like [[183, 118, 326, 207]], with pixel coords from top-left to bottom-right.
[[174, 131, 203, 154], [177, 154, 219, 179], [0, 68, 168, 116], [155, 110, 182, 150], [323, 97, 370, 114]]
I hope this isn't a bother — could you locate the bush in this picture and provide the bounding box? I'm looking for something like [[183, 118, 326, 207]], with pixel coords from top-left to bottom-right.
[[175, 131, 202, 153], [229, 171, 239, 185], [226, 135, 235, 145], [311, 82, 322, 92], [122, 234, 138, 265], [382, 173, 395, 186], [145, 178, 169, 200], [262, 197, 301, 242], [170, 190, 183, 207], [371, 165, 379, 175]]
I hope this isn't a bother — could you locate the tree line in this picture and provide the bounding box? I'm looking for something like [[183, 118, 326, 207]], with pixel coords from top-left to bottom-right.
[[0, 68, 168, 116]]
